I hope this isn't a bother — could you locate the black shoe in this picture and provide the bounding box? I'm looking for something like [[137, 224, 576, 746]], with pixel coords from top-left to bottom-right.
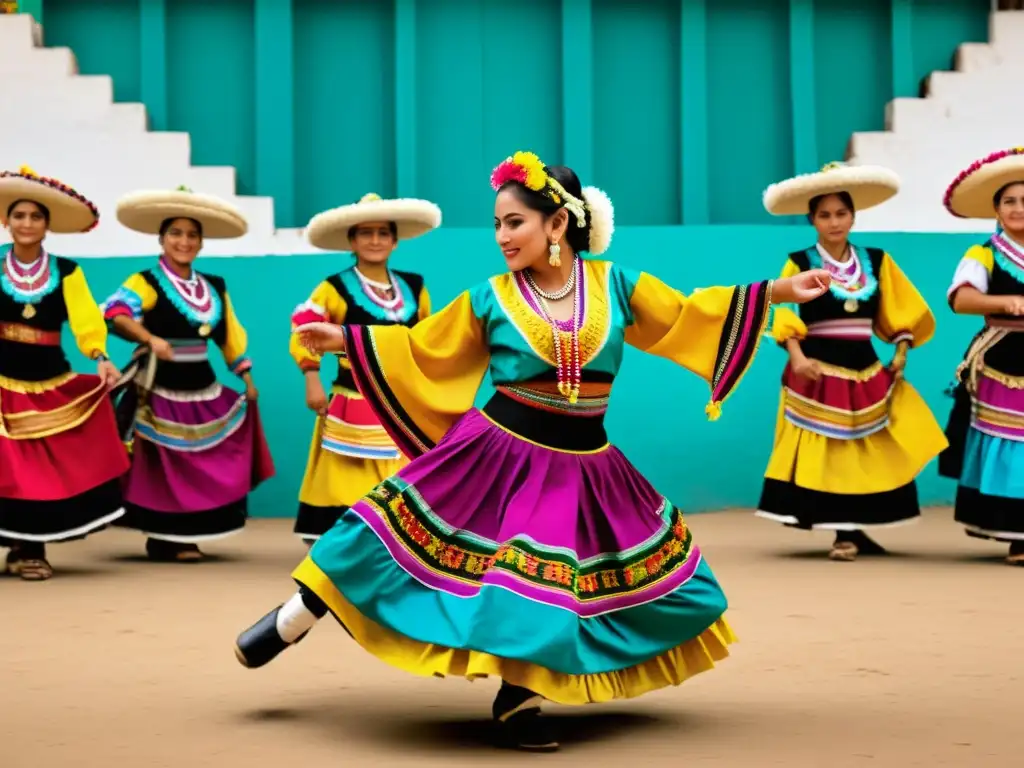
[[234, 606, 308, 668], [492, 687, 559, 753]]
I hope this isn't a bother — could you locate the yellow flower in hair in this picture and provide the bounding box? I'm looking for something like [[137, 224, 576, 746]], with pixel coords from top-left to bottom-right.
[[512, 151, 548, 191], [19, 165, 37, 178]]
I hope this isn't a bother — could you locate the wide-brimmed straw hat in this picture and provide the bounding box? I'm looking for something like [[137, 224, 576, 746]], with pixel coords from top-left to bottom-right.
[[0, 165, 99, 233], [944, 148, 1024, 220], [115, 186, 248, 239], [306, 192, 442, 251], [763, 161, 900, 216]]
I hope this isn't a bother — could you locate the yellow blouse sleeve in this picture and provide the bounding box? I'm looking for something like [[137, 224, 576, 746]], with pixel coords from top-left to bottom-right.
[[101, 272, 158, 325], [62, 265, 108, 360], [219, 291, 251, 376], [343, 290, 489, 458], [874, 251, 935, 348], [290, 280, 348, 372], [621, 269, 773, 420], [770, 258, 807, 345], [417, 284, 432, 321]]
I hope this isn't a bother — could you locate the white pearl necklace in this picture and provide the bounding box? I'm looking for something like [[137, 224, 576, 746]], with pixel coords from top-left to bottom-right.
[[524, 261, 576, 301]]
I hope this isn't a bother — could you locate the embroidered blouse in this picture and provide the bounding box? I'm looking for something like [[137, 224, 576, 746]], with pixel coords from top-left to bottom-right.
[[102, 265, 250, 390], [338, 258, 772, 460], [0, 246, 108, 381], [290, 266, 431, 390]]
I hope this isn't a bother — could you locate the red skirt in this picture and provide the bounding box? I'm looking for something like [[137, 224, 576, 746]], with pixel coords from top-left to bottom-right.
[[0, 372, 129, 542]]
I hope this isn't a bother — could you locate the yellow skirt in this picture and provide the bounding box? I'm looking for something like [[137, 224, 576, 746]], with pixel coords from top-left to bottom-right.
[[763, 380, 947, 494], [294, 558, 734, 707]]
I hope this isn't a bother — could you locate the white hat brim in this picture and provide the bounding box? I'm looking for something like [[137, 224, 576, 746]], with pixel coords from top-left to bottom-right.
[[945, 154, 1024, 220], [306, 198, 441, 251], [0, 176, 98, 233], [763, 165, 900, 216], [115, 190, 248, 239]]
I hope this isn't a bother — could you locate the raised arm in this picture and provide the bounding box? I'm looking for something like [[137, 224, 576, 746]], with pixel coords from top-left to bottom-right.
[[336, 290, 490, 459]]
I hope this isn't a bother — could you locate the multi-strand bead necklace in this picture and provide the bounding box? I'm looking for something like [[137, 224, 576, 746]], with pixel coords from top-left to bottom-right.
[[523, 255, 582, 404]]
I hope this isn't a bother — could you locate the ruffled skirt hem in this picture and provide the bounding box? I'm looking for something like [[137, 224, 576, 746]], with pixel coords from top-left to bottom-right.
[[293, 556, 734, 706]]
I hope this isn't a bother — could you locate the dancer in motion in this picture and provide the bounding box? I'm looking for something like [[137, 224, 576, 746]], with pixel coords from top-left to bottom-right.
[[291, 192, 439, 544], [756, 162, 947, 561], [0, 166, 127, 580], [103, 187, 274, 562], [235, 151, 830, 752], [940, 148, 1024, 565]]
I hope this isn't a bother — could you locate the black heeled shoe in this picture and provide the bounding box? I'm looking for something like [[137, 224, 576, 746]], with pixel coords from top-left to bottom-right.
[[234, 605, 309, 668], [492, 686, 559, 753]]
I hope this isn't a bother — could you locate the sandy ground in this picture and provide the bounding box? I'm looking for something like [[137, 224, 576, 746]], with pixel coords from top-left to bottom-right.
[[1, 509, 1019, 768]]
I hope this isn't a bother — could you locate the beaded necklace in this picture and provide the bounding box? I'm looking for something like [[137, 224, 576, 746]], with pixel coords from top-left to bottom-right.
[[808, 244, 877, 313], [153, 256, 222, 337], [0, 244, 58, 319], [523, 257, 582, 403]]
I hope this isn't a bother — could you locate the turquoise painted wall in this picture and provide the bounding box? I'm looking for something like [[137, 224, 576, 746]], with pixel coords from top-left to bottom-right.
[[39, 0, 990, 229], [62, 228, 984, 518]]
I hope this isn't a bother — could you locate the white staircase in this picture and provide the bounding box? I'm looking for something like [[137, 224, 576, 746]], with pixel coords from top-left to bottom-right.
[[850, 11, 1024, 233], [0, 14, 316, 256]]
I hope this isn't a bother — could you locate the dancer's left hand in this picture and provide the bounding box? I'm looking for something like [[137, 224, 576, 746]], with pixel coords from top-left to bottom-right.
[[889, 345, 908, 382], [773, 269, 831, 304], [245, 383, 259, 401], [97, 359, 120, 390]]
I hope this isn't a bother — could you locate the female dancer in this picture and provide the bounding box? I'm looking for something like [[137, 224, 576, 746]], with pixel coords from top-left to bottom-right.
[[291, 192, 439, 543], [0, 165, 126, 580], [102, 187, 274, 562], [756, 162, 947, 561], [234, 151, 830, 752], [940, 148, 1024, 565]]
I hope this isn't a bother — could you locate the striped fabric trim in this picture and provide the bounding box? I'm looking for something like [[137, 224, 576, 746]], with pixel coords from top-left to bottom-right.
[[805, 318, 873, 340], [707, 281, 772, 420], [783, 385, 894, 440]]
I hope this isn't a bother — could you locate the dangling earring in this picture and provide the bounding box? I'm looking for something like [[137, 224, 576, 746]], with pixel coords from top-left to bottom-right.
[[548, 242, 561, 267]]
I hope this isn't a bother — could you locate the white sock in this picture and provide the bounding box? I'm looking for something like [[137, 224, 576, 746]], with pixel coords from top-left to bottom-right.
[[275, 593, 319, 643]]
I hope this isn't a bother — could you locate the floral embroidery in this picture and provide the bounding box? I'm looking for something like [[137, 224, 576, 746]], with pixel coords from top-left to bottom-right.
[[361, 477, 694, 602]]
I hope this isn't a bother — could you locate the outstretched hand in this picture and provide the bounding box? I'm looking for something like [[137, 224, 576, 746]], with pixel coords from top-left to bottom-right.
[[295, 322, 347, 355], [773, 269, 831, 305]]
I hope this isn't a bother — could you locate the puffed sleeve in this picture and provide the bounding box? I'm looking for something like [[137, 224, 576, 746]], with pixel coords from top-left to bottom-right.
[[62, 265, 108, 359], [342, 290, 490, 459], [417, 283, 432, 321], [289, 280, 348, 372], [874, 251, 935, 348], [219, 290, 251, 376], [769, 258, 807, 345], [615, 265, 773, 420], [101, 272, 158, 325], [946, 244, 993, 306]]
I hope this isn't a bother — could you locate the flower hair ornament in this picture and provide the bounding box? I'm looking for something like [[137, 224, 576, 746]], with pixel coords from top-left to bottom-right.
[[490, 151, 615, 259]]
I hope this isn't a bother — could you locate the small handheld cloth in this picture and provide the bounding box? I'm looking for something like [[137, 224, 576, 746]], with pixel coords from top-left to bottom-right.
[[490, 151, 615, 255], [0, 165, 99, 233], [115, 185, 248, 239], [305, 192, 442, 252], [944, 147, 1024, 220], [763, 161, 900, 216]]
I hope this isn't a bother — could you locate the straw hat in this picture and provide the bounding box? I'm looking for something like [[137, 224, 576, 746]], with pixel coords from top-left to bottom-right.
[[0, 166, 99, 233], [115, 186, 248, 239], [306, 192, 442, 251], [763, 162, 900, 216], [944, 148, 1024, 220]]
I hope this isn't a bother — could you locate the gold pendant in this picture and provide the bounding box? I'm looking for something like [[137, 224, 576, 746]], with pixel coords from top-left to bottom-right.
[[198, 323, 211, 337], [843, 298, 858, 313], [21, 303, 36, 319]]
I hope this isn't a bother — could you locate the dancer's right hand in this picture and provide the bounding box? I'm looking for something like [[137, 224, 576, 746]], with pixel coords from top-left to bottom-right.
[[790, 355, 822, 382], [305, 376, 328, 417], [295, 322, 347, 354], [148, 336, 175, 361]]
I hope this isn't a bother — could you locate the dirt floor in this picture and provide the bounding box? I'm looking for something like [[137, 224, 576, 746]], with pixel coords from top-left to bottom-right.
[[1, 509, 1018, 767]]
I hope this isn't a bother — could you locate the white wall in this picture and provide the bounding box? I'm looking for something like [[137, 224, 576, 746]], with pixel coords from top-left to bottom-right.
[[850, 11, 1024, 233], [0, 13, 319, 257]]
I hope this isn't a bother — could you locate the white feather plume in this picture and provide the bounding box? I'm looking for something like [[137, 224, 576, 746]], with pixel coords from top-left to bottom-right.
[[582, 186, 614, 255]]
